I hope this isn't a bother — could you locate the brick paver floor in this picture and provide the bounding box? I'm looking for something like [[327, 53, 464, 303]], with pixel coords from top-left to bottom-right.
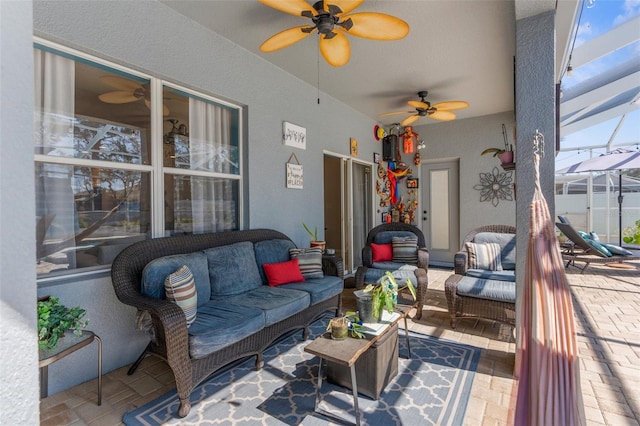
[[40, 261, 640, 425]]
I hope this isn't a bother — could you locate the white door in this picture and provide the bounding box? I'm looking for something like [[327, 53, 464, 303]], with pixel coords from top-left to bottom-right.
[[421, 160, 460, 266]]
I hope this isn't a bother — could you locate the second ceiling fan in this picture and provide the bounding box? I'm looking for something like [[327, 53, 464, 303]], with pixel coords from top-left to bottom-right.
[[380, 91, 469, 126], [258, 0, 409, 67]]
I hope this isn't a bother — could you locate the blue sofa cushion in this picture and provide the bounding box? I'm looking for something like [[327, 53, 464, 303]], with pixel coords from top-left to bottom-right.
[[473, 232, 516, 270], [141, 252, 211, 307], [205, 241, 262, 296], [466, 268, 515, 282], [279, 275, 343, 305], [188, 302, 265, 359], [254, 239, 296, 284], [455, 276, 516, 303], [373, 230, 416, 245], [213, 286, 310, 327], [371, 261, 408, 270]]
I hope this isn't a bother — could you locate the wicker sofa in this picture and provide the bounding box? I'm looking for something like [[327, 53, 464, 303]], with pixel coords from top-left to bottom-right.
[[354, 223, 429, 319], [444, 225, 516, 329], [110, 229, 343, 417]]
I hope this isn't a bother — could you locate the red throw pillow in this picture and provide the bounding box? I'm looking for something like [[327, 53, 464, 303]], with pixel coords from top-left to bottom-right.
[[371, 243, 393, 262], [263, 258, 305, 286]]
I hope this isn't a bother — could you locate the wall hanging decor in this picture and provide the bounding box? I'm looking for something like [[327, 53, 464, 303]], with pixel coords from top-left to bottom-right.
[[407, 178, 419, 189], [350, 138, 358, 156], [374, 152, 381, 164], [473, 166, 513, 206], [283, 121, 306, 149], [286, 152, 303, 189]]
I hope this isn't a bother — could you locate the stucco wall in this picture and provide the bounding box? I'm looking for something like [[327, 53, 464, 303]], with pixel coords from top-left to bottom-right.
[[0, 0, 40, 423]]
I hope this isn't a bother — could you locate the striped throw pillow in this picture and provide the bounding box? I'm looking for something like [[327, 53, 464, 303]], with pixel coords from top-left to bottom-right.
[[391, 236, 418, 264], [465, 242, 503, 271], [165, 265, 198, 327], [289, 248, 324, 279]]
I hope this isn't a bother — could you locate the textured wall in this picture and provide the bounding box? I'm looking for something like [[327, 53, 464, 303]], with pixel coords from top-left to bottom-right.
[[0, 0, 40, 423]]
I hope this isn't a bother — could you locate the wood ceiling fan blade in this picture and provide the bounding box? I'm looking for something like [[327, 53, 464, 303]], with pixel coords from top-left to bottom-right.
[[99, 76, 143, 91], [430, 110, 456, 121], [331, 0, 363, 15], [260, 26, 313, 52], [401, 114, 421, 126], [432, 101, 469, 111], [408, 100, 429, 109], [320, 31, 350, 67], [98, 91, 140, 104], [341, 13, 409, 40], [258, 0, 315, 17], [378, 110, 413, 117]]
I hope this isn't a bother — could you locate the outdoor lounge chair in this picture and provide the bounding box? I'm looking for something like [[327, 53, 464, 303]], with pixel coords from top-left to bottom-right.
[[555, 222, 640, 273]]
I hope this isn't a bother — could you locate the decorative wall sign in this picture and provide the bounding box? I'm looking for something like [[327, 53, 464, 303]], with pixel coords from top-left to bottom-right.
[[407, 178, 419, 189], [373, 152, 381, 164], [350, 137, 358, 156], [286, 152, 303, 189], [283, 121, 306, 149], [473, 166, 513, 206]]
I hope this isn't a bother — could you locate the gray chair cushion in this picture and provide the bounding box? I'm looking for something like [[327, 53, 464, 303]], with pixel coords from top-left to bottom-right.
[[373, 230, 416, 245], [188, 302, 265, 359], [455, 276, 515, 303], [254, 239, 296, 284], [141, 252, 211, 307], [279, 275, 343, 305], [213, 286, 310, 327], [473, 232, 516, 269], [466, 268, 516, 282], [371, 261, 408, 270], [205, 241, 262, 296]]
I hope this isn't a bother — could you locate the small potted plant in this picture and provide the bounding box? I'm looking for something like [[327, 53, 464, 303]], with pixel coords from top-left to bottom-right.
[[38, 296, 89, 350], [354, 271, 416, 323], [481, 123, 514, 164], [623, 220, 640, 245], [302, 221, 326, 253]]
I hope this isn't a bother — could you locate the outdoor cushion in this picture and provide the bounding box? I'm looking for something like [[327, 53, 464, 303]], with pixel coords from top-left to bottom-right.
[[604, 244, 633, 256], [392, 236, 418, 263], [371, 243, 393, 262], [455, 276, 516, 303], [473, 232, 516, 270], [279, 275, 344, 305], [373, 230, 416, 245], [205, 241, 263, 296], [263, 259, 304, 286], [289, 248, 324, 279], [371, 261, 407, 270], [214, 286, 310, 327], [254, 239, 296, 284], [465, 242, 503, 271], [466, 268, 515, 282], [188, 302, 265, 359], [164, 265, 198, 326], [141, 252, 211, 306]]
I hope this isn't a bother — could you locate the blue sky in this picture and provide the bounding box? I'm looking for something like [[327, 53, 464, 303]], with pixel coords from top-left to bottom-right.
[[556, 0, 640, 172]]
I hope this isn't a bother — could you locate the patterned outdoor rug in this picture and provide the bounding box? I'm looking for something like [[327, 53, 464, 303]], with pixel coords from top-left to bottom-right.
[[123, 315, 481, 425]]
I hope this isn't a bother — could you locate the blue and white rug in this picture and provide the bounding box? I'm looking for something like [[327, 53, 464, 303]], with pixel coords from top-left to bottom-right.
[[124, 315, 481, 426]]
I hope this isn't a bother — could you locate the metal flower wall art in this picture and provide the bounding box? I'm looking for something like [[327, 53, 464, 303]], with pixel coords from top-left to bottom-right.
[[473, 167, 513, 206]]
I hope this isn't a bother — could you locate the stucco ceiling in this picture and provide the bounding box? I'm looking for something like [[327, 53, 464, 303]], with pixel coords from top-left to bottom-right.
[[161, 0, 573, 127]]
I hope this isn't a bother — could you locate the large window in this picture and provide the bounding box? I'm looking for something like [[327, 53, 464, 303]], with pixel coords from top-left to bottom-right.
[[34, 41, 242, 279]]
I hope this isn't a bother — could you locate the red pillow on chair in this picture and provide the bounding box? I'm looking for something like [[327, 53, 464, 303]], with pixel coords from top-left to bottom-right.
[[263, 258, 305, 286], [371, 243, 393, 262]]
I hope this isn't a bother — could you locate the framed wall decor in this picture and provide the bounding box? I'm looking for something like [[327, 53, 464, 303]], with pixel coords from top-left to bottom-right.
[[350, 137, 358, 156], [282, 121, 306, 149], [373, 152, 381, 164], [285, 152, 303, 189], [407, 178, 419, 189]]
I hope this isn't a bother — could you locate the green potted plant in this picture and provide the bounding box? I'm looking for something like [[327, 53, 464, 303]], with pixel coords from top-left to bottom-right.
[[302, 221, 326, 253], [482, 123, 514, 164], [623, 220, 640, 245], [38, 296, 89, 350], [354, 271, 416, 324]]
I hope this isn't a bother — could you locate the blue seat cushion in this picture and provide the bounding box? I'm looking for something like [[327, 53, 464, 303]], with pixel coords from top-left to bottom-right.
[[473, 232, 516, 270], [141, 252, 211, 307], [279, 275, 343, 305], [373, 230, 416, 245], [188, 302, 265, 359], [254, 239, 296, 284], [466, 268, 515, 282], [456, 276, 515, 303], [371, 261, 408, 270], [205, 241, 262, 296], [212, 286, 310, 327], [363, 266, 416, 286]]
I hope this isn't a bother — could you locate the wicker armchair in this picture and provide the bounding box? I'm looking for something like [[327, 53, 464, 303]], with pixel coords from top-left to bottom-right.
[[445, 224, 516, 329], [354, 223, 429, 319]]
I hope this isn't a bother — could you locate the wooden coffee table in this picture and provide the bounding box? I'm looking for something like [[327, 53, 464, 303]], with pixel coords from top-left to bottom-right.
[[304, 308, 412, 426]]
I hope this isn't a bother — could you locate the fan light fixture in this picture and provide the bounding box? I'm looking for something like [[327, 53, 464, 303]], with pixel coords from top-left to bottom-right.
[[379, 91, 469, 126], [258, 0, 409, 67]]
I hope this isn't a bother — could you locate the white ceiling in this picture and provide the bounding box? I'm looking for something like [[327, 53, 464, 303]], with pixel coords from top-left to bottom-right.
[[161, 0, 573, 128]]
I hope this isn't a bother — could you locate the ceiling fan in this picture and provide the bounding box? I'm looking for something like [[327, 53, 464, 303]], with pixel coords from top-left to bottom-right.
[[98, 76, 169, 116], [380, 91, 469, 126], [258, 0, 409, 67]]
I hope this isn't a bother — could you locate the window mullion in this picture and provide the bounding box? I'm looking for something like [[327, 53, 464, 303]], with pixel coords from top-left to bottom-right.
[[151, 77, 165, 238]]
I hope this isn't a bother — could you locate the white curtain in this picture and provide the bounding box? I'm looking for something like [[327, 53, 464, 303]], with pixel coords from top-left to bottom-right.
[[188, 98, 233, 233], [34, 50, 77, 266]]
